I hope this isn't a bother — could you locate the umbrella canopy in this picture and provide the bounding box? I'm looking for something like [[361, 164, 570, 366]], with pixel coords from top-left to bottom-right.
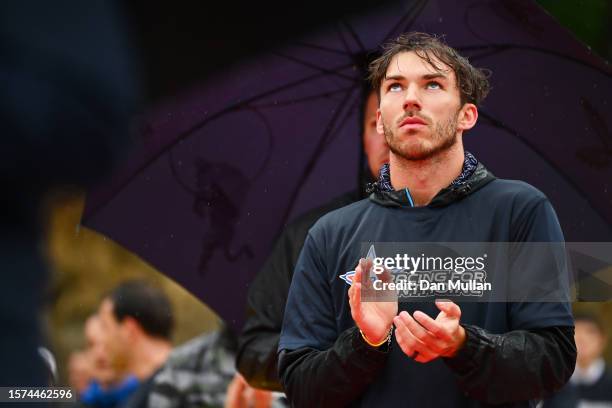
[[83, 0, 612, 329]]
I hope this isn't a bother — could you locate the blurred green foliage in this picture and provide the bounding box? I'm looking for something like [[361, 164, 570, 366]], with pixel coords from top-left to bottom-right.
[[537, 0, 611, 61]]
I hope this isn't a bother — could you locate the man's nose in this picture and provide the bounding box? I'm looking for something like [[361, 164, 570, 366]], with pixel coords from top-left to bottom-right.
[[402, 84, 421, 112]]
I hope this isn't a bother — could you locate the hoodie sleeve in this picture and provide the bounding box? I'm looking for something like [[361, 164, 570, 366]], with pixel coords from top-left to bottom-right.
[[278, 231, 390, 406], [443, 194, 576, 403], [444, 324, 576, 404], [236, 192, 358, 390], [279, 327, 389, 408]]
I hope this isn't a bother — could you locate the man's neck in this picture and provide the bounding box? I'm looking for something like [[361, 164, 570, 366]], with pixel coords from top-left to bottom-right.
[[389, 140, 465, 207], [127, 337, 172, 380]]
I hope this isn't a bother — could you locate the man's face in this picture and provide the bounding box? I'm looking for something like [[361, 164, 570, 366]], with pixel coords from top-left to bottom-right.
[[85, 314, 117, 383], [376, 51, 464, 161], [68, 351, 94, 392], [575, 320, 606, 367], [97, 299, 130, 373], [363, 91, 390, 177]]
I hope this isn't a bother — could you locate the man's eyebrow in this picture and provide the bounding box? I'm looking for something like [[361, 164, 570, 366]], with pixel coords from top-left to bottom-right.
[[422, 73, 448, 80], [383, 74, 406, 82], [383, 73, 448, 81]]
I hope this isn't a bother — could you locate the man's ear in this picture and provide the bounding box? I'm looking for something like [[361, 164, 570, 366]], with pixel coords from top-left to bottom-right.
[[376, 109, 384, 135], [457, 103, 478, 132], [121, 317, 142, 339]]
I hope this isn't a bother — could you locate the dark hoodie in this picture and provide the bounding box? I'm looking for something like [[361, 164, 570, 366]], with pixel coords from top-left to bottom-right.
[[278, 160, 576, 407]]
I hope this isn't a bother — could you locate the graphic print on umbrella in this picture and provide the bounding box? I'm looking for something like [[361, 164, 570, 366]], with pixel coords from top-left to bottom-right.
[[166, 117, 274, 276], [184, 158, 253, 274], [84, 0, 612, 329]]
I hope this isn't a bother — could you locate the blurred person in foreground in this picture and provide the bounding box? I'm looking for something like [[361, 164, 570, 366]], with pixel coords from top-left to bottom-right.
[[0, 0, 137, 387], [95, 280, 174, 408], [278, 32, 576, 407], [236, 82, 389, 395]]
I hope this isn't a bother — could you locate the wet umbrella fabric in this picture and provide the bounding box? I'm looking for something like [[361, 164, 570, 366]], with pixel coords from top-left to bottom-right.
[[83, 0, 612, 329]]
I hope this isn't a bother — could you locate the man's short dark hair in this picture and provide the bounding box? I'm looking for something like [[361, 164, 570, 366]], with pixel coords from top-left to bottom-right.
[[368, 32, 490, 106], [108, 280, 174, 340]]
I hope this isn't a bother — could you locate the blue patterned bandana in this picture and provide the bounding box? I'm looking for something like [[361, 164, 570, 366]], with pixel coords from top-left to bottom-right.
[[375, 151, 479, 192]]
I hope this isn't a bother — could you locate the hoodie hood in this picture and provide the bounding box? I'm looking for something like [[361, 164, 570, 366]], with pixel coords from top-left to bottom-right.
[[367, 152, 496, 208]]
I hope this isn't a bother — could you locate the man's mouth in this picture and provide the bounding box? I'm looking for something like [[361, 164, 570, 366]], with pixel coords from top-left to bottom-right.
[[399, 116, 427, 129]]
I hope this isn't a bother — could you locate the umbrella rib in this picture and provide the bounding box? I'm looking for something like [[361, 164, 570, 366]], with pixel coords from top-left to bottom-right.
[[278, 87, 357, 226], [459, 44, 612, 77], [242, 107, 276, 182], [340, 19, 366, 54], [461, 48, 506, 61], [271, 51, 358, 81], [221, 61, 356, 105], [249, 86, 355, 108], [323, 88, 362, 146], [335, 23, 355, 56], [479, 109, 612, 225], [382, 0, 428, 42], [167, 148, 198, 196], [293, 41, 350, 56]]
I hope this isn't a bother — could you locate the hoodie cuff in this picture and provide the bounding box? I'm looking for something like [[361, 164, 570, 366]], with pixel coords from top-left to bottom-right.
[[443, 324, 480, 374], [351, 326, 391, 356]]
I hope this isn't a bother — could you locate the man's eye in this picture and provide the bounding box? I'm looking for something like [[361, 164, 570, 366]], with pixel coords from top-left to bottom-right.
[[426, 81, 441, 90], [388, 83, 403, 92]]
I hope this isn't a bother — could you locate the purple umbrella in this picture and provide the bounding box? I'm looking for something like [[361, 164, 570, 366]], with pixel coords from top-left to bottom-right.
[[83, 0, 612, 329]]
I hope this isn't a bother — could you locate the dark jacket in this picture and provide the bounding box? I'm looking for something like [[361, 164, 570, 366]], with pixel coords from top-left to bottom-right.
[[278, 163, 576, 407], [237, 190, 362, 390]]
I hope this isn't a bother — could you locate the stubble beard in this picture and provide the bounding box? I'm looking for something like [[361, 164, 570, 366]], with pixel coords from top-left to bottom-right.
[[383, 113, 459, 161]]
